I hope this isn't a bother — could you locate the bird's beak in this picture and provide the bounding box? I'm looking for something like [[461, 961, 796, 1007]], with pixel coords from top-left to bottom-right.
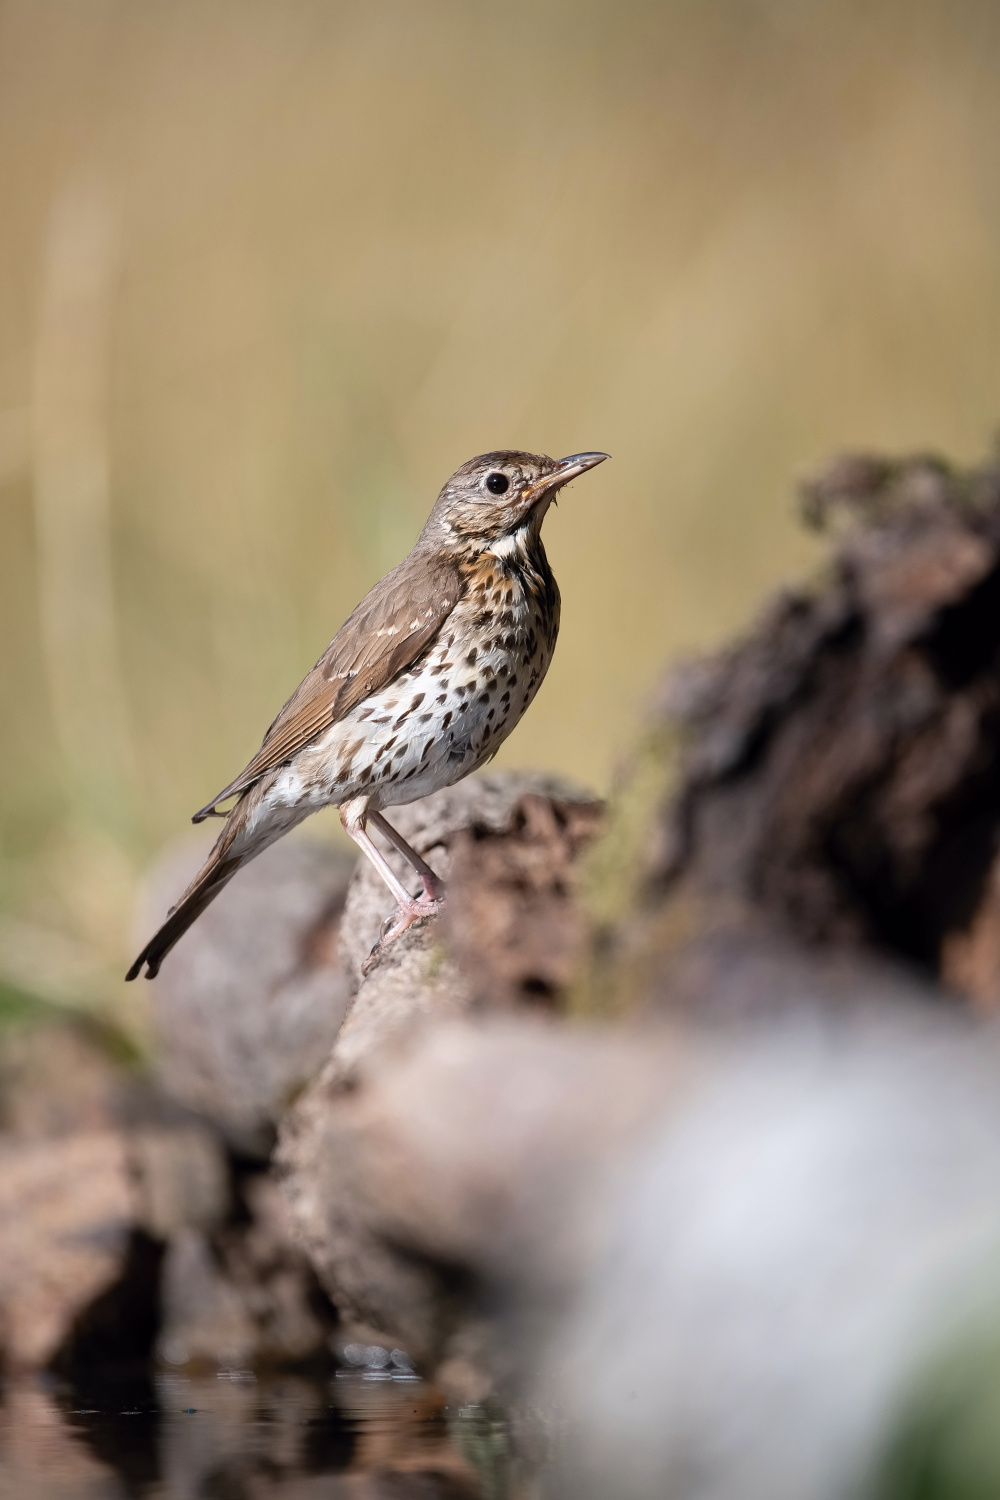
[[522, 451, 610, 505]]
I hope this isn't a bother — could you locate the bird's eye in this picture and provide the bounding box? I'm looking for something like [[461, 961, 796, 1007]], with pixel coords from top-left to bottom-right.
[[485, 472, 510, 495]]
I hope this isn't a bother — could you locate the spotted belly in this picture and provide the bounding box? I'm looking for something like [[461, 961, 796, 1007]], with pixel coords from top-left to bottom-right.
[[264, 586, 555, 816]]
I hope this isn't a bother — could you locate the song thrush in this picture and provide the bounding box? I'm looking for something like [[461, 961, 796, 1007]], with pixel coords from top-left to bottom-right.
[[127, 448, 608, 980]]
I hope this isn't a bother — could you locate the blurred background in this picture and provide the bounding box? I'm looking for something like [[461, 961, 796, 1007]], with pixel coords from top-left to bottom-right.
[[4, 0, 1000, 1022]]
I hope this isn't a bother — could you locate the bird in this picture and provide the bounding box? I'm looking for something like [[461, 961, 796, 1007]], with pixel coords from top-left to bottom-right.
[[127, 448, 609, 981]]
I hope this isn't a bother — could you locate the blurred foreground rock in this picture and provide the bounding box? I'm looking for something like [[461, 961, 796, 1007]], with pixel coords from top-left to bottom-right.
[[281, 997, 1000, 1500], [545, 1004, 1000, 1500], [280, 1017, 674, 1386]]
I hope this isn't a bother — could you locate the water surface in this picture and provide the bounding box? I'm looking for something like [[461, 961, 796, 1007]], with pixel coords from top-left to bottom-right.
[[0, 1366, 510, 1498]]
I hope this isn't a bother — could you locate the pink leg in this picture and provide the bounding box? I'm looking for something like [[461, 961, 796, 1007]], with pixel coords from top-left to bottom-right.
[[368, 811, 446, 901], [339, 798, 444, 950]]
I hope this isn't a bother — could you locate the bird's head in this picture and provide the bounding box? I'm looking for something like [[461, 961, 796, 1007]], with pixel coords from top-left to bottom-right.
[[421, 449, 609, 550]]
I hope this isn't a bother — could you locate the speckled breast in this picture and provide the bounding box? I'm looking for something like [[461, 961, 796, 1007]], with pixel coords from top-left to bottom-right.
[[301, 530, 562, 810]]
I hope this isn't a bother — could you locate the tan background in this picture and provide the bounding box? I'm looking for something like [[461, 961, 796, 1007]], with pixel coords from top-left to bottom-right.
[[2, 0, 1000, 1016]]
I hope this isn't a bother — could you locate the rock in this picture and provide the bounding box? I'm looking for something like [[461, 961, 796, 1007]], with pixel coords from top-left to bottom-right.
[[328, 921, 469, 1090], [284, 986, 1000, 1496], [0, 1014, 322, 1373], [444, 789, 604, 1008], [145, 836, 355, 1153], [212, 1173, 334, 1366], [278, 1015, 673, 1385], [278, 773, 607, 1380], [323, 772, 602, 1094], [0, 1020, 141, 1372], [941, 846, 1000, 1012], [156, 1172, 333, 1370], [0, 1131, 135, 1370], [0, 1019, 123, 1140], [338, 770, 603, 1002], [129, 1124, 230, 1240], [156, 1228, 257, 1370]]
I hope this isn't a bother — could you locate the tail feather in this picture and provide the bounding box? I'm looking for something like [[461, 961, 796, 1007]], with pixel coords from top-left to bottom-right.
[[126, 851, 241, 981], [128, 770, 295, 981]]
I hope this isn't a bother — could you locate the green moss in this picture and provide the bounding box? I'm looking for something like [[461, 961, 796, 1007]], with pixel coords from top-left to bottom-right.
[[576, 723, 682, 930], [566, 723, 683, 1019], [0, 980, 56, 1029], [0, 979, 143, 1066], [449, 1400, 514, 1500], [877, 1302, 1000, 1500], [423, 941, 450, 983]]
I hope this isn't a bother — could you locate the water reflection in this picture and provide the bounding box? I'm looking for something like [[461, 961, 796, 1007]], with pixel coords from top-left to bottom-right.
[[0, 1368, 492, 1498]]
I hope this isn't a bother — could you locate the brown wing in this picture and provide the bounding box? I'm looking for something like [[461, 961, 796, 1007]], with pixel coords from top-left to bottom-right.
[[192, 550, 463, 822]]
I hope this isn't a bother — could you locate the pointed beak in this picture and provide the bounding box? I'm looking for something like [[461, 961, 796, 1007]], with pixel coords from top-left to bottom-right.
[[523, 451, 610, 504]]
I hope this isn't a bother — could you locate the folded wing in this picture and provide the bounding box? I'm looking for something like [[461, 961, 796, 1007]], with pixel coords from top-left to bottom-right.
[[192, 550, 463, 822]]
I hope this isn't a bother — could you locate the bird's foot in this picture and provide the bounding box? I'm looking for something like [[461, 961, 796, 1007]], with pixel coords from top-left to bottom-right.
[[362, 893, 446, 974], [379, 892, 445, 943]]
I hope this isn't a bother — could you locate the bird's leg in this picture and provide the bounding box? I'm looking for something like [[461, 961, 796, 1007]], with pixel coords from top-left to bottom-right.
[[368, 811, 446, 902], [339, 798, 443, 949]]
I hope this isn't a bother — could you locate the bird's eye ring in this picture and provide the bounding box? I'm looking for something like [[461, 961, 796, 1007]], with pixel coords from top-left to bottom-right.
[[485, 472, 510, 495]]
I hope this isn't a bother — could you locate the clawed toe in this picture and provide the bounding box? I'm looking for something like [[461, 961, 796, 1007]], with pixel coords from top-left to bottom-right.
[[362, 894, 446, 973], [379, 895, 444, 942]]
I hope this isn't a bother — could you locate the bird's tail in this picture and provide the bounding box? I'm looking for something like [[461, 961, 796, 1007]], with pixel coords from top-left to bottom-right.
[[126, 824, 245, 982]]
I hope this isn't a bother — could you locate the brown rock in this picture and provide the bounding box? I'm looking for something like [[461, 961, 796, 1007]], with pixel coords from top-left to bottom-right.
[[0, 1020, 122, 1141], [213, 1173, 334, 1365], [0, 1018, 234, 1371], [156, 1228, 257, 1370], [328, 921, 469, 1090], [156, 1173, 333, 1370], [129, 1124, 230, 1240], [323, 771, 602, 1095], [0, 1131, 135, 1369], [941, 848, 1000, 1011], [444, 790, 604, 1008]]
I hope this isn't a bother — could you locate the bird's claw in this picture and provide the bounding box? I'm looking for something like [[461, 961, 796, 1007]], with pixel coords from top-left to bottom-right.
[[362, 893, 446, 974]]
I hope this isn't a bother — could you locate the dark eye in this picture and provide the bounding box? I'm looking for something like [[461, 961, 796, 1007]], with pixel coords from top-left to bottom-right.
[[486, 472, 510, 495]]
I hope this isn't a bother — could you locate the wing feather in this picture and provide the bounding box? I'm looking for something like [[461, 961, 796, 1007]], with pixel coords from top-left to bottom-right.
[[192, 551, 462, 821]]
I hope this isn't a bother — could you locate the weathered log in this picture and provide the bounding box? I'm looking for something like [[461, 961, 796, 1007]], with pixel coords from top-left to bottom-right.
[[598, 445, 1000, 1019]]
